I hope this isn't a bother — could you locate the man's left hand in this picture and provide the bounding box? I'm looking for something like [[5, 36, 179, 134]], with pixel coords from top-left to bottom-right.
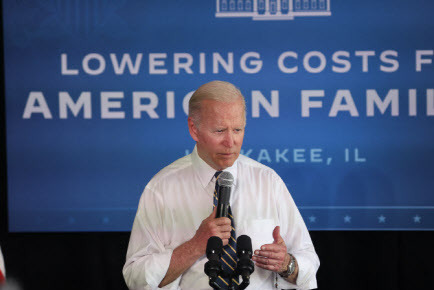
[[252, 226, 289, 273]]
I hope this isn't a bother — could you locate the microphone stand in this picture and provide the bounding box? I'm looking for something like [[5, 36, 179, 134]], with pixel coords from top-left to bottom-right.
[[208, 276, 220, 290], [238, 275, 250, 290]]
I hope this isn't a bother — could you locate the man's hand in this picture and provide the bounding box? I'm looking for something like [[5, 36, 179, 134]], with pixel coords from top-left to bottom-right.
[[191, 206, 232, 255], [158, 207, 232, 287], [252, 226, 288, 273]]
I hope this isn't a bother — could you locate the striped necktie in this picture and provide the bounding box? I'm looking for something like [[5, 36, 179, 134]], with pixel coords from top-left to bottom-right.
[[213, 171, 239, 289]]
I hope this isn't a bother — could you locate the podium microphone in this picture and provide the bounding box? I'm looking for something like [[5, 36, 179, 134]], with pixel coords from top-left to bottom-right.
[[236, 235, 255, 288], [205, 235, 255, 289], [205, 236, 223, 279]]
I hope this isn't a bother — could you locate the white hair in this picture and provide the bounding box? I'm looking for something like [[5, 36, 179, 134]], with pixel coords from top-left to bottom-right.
[[188, 80, 246, 126]]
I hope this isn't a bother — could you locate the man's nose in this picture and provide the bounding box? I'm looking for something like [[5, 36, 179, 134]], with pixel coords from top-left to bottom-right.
[[223, 131, 235, 147]]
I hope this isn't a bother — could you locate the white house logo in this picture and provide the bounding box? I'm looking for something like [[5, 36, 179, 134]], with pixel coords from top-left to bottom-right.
[[216, 0, 331, 21]]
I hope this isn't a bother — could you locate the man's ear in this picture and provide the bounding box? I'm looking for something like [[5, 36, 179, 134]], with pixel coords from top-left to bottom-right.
[[188, 117, 199, 142]]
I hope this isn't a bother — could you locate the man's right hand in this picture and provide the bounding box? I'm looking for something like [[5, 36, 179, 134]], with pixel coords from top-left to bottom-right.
[[158, 207, 232, 287], [191, 206, 232, 255]]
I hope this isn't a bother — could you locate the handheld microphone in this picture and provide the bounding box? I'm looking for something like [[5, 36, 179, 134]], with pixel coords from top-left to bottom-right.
[[204, 236, 223, 279], [236, 235, 255, 278], [216, 171, 234, 218]]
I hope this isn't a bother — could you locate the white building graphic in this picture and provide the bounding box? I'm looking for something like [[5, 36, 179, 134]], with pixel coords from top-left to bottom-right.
[[216, 0, 331, 21]]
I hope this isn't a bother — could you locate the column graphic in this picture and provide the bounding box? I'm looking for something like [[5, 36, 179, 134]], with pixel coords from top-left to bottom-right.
[[216, 0, 331, 20]]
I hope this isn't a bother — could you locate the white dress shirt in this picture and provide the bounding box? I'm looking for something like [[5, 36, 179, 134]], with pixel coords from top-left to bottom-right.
[[123, 146, 319, 289]]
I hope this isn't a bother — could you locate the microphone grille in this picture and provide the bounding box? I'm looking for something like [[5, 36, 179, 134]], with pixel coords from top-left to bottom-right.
[[236, 235, 253, 254], [217, 171, 234, 187], [206, 236, 223, 258]]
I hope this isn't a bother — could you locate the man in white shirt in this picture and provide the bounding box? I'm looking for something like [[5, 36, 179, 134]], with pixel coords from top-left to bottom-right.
[[123, 81, 319, 289]]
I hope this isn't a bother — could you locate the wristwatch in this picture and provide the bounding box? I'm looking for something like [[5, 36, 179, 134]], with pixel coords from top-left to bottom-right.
[[279, 253, 296, 278]]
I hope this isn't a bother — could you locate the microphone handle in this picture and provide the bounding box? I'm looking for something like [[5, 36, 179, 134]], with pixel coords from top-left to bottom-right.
[[216, 203, 229, 218], [216, 185, 231, 218]]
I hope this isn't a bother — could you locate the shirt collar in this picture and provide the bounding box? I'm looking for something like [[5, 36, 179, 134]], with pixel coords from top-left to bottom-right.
[[191, 145, 238, 189]]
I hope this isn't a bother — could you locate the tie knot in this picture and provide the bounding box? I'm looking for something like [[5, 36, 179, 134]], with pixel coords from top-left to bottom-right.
[[214, 171, 222, 179]]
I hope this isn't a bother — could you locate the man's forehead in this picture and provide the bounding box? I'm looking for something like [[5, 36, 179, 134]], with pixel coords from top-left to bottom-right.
[[201, 100, 244, 114], [201, 98, 244, 111], [197, 98, 246, 126]]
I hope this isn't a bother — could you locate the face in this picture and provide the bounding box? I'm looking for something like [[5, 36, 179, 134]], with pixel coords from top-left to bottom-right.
[[188, 98, 245, 171]]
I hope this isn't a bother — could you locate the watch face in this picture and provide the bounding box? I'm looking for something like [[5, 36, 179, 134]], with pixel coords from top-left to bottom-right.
[[289, 261, 295, 273], [288, 255, 296, 275]]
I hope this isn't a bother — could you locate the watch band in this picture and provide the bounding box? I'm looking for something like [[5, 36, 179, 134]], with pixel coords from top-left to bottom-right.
[[279, 253, 296, 278]]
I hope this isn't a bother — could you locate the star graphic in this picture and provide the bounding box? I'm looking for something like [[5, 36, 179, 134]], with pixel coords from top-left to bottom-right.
[[378, 215, 386, 223], [344, 215, 352, 223], [309, 216, 317, 223], [413, 215, 421, 223]]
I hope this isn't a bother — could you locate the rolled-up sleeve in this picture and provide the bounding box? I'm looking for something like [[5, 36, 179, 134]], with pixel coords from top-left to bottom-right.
[[123, 187, 180, 289], [274, 175, 320, 289]]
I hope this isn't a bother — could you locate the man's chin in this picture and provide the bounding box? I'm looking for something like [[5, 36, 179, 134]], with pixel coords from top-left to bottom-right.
[[216, 159, 237, 170]]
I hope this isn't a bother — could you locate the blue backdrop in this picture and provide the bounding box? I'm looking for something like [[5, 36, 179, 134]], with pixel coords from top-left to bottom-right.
[[3, 0, 434, 231]]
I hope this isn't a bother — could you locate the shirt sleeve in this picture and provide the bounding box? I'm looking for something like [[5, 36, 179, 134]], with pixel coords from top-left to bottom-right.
[[123, 187, 181, 290], [0, 245, 5, 279], [274, 175, 320, 289]]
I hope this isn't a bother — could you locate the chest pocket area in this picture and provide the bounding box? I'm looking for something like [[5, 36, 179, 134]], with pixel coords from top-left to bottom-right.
[[241, 218, 276, 252]]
